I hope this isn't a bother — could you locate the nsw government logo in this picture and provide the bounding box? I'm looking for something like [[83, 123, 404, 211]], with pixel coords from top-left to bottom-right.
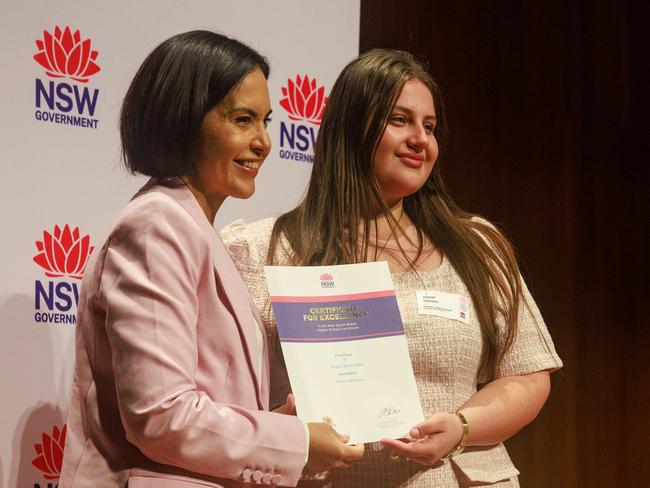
[[31, 424, 66, 488], [320, 273, 335, 288], [33, 26, 101, 129], [33, 224, 94, 325], [278, 75, 328, 164]]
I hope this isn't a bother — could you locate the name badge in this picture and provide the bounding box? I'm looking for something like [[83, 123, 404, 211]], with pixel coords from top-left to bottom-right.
[[416, 290, 470, 324]]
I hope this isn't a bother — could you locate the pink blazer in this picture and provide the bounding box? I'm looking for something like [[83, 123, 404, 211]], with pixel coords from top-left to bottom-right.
[[60, 178, 307, 488]]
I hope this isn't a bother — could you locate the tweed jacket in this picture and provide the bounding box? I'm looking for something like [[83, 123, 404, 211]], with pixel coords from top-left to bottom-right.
[[220, 217, 562, 488]]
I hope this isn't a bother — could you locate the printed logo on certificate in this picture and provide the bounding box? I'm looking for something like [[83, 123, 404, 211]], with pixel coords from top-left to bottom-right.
[[265, 262, 424, 444], [416, 290, 470, 324]]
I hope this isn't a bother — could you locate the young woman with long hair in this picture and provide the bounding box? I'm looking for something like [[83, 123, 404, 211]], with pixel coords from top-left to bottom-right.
[[222, 49, 562, 487]]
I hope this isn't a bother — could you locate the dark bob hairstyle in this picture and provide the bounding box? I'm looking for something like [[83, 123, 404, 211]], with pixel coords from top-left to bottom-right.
[[120, 30, 269, 177]]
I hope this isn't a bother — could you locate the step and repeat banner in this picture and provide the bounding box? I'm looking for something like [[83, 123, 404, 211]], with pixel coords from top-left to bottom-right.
[[0, 1, 359, 486]]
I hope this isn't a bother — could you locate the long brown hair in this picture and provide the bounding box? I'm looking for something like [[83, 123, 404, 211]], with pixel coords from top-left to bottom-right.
[[269, 49, 521, 382]]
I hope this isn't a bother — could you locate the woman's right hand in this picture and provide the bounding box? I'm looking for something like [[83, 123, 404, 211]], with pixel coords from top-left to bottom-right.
[[306, 422, 365, 470]]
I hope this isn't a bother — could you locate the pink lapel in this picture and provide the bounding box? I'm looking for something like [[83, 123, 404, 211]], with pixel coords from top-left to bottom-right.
[[140, 177, 268, 410], [247, 293, 270, 405]]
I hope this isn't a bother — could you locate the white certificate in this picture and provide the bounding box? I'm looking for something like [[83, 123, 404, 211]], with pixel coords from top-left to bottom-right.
[[264, 262, 423, 444]]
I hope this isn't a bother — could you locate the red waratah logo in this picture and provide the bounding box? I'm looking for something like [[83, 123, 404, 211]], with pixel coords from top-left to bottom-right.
[[33, 225, 94, 280], [33, 26, 101, 83], [320, 273, 334, 281], [32, 424, 66, 480], [279, 75, 328, 125]]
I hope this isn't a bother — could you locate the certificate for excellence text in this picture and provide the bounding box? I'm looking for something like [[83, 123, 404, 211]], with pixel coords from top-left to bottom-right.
[[264, 262, 424, 444]]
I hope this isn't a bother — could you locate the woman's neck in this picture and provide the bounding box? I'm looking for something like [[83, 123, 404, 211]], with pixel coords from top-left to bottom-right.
[[180, 176, 224, 224], [367, 199, 406, 242], [361, 199, 443, 272]]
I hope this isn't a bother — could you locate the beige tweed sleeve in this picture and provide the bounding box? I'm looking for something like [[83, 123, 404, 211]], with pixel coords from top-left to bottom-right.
[[469, 216, 563, 378], [495, 276, 563, 378]]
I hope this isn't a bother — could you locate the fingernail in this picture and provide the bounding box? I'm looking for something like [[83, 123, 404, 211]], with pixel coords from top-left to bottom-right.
[[409, 428, 420, 439]]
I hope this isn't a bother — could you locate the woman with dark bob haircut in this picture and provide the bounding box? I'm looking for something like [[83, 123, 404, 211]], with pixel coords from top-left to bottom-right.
[[222, 49, 562, 486], [60, 30, 363, 488]]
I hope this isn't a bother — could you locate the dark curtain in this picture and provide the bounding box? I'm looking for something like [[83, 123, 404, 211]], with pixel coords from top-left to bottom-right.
[[360, 1, 648, 486]]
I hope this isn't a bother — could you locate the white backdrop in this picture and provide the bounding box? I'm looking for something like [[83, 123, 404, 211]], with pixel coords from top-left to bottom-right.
[[0, 1, 359, 486]]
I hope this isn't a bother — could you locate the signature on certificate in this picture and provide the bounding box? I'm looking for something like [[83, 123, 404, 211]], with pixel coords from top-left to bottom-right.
[[377, 406, 401, 418]]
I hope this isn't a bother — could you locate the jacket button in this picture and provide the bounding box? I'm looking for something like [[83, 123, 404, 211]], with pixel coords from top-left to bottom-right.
[[252, 470, 264, 482], [241, 468, 253, 481]]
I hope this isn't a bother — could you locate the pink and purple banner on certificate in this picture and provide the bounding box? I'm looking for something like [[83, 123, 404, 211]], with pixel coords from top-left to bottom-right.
[[270, 290, 405, 342]]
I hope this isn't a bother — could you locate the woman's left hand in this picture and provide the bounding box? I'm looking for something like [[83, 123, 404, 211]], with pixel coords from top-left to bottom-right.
[[379, 412, 463, 465]]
